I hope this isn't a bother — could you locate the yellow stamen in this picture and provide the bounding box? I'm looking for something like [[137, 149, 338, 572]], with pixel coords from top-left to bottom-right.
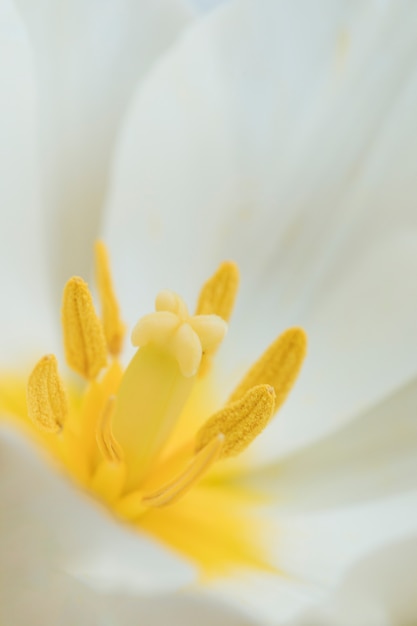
[[18, 247, 309, 576], [27, 354, 68, 433], [95, 241, 126, 357], [142, 434, 224, 507], [196, 385, 275, 459], [228, 327, 307, 413], [196, 261, 239, 321], [62, 277, 107, 380], [96, 396, 123, 463]]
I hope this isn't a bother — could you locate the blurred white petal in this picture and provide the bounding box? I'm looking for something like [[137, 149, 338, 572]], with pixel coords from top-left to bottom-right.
[[288, 535, 417, 626], [252, 374, 417, 510], [189, 0, 229, 14], [14, 0, 193, 293], [198, 492, 417, 624], [0, 0, 55, 362], [202, 572, 327, 626], [0, 427, 195, 592], [108, 591, 256, 626], [1, 569, 256, 626], [272, 491, 417, 589], [0, 432, 258, 626], [1, 0, 417, 623], [103, 0, 417, 458]]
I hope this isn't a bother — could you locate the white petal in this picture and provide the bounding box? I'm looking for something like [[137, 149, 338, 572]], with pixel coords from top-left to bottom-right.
[[103, 0, 417, 455], [107, 591, 257, 626], [203, 572, 327, 626], [256, 232, 417, 460], [189, 0, 229, 14], [0, 568, 108, 626], [288, 536, 417, 626], [201, 494, 417, 624], [14, 0, 193, 295], [0, 426, 195, 594], [250, 374, 417, 510], [1, 553, 256, 626], [0, 0, 56, 363], [102, 0, 404, 312], [204, 496, 417, 624], [0, 425, 263, 625], [272, 491, 417, 589]]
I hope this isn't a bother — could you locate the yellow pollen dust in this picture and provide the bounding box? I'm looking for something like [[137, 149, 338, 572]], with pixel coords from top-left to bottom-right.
[[21, 242, 308, 575], [27, 354, 68, 432], [62, 277, 107, 380]]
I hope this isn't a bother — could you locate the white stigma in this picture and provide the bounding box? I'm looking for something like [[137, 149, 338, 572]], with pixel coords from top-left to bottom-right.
[[131, 291, 227, 377]]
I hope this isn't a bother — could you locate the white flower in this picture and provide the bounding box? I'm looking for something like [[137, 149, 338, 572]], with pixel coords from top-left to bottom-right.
[[1, 1, 417, 625]]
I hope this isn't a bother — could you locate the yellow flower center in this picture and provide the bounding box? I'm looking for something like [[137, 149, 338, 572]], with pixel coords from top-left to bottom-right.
[[10, 242, 307, 575]]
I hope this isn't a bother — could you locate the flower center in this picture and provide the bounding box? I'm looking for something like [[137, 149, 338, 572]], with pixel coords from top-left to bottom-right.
[[24, 241, 306, 572]]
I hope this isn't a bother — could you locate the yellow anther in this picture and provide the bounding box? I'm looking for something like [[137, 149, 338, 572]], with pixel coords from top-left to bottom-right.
[[27, 354, 68, 433], [62, 276, 107, 380], [95, 241, 126, 357], [195, 385, 275, 459], [143, 434, 224, 507], [228, 327, 307, 413], [96, 396, 123, 463], [196, 261, 239, 321]]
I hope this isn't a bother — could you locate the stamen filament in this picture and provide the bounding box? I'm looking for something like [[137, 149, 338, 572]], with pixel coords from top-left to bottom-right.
[[142, 434, 224, 507], [96, 396, 123, 463]]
